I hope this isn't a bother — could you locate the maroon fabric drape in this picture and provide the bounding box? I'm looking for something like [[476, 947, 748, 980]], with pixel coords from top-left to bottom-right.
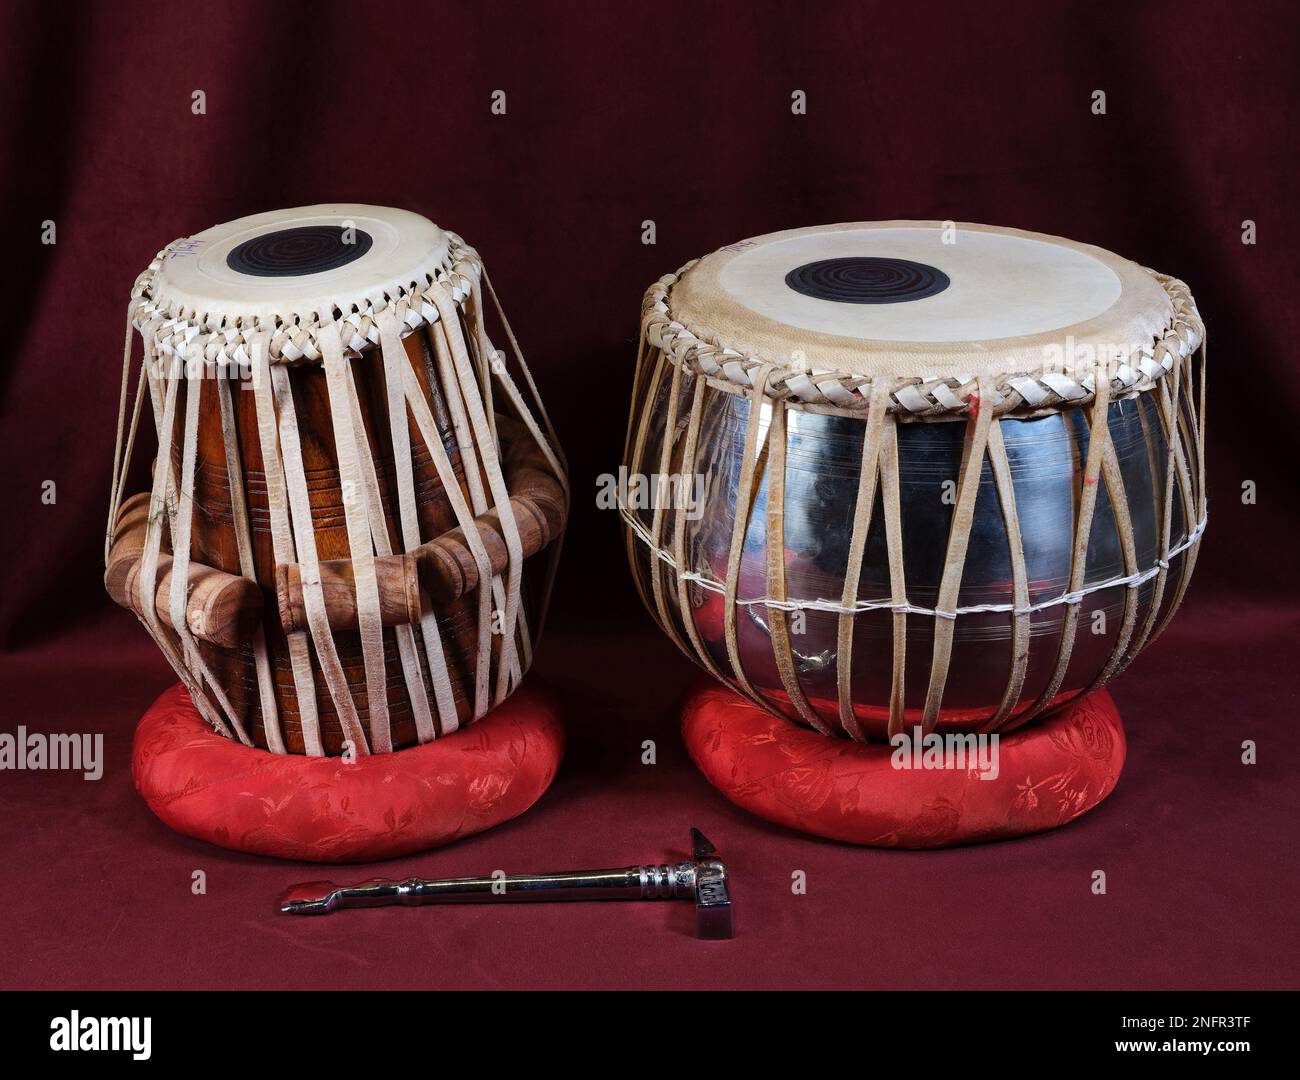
[[0, 0, 1296, 989]]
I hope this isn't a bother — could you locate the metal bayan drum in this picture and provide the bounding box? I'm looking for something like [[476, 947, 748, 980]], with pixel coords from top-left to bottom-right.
[[624, 222, 1204, 740], [106, 205, 568, 756]]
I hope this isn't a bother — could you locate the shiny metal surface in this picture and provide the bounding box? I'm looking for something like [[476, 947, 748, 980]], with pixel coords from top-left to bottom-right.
[[628, 367, 1201, 738], [280, 828, 733, 939]]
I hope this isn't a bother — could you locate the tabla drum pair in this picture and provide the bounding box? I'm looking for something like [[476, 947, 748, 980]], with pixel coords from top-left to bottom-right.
[[107, 205, 568, 861], [108, 209, 1205, 857], [623, 222, 1205, 847]]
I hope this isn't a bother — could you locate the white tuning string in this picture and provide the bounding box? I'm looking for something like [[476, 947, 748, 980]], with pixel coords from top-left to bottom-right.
[[620, 505, 1207, 621]]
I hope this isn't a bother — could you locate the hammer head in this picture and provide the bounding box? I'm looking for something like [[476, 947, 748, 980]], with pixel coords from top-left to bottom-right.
[[691, 828, 733, 940]]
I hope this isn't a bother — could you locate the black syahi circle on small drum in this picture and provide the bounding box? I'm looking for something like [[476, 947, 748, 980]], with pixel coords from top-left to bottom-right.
[[784, 256, 950, 305], [226, 225, 374, 278]]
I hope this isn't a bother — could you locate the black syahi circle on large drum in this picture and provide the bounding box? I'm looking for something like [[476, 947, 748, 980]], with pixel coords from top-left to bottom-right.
[[784, 256, 950, 304]]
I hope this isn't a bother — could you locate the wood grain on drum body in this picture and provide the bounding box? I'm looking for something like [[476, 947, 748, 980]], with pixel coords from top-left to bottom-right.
[[187, 327, 476, 752]]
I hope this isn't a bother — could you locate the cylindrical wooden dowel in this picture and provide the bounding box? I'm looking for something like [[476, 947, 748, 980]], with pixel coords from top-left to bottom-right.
[[276, 422, 566, 624], [275, 556, 422, 635], [415, 468, 566, 602], [103, 491, 154, 598], [275, 467, 565, 631], [104, 494, 263, 649], [410, 417, 566, 603]]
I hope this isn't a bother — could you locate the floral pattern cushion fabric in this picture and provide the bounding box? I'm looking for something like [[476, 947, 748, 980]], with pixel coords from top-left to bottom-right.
[[682, 682, 1124, 849], [133, 682, 564, 862]]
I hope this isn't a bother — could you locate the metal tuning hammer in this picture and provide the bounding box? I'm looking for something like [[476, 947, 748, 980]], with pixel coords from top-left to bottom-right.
[[279, 828, 733, 940]]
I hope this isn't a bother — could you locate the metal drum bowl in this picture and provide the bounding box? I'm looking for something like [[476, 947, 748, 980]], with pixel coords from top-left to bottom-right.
[[625, 366, 1202, 739]]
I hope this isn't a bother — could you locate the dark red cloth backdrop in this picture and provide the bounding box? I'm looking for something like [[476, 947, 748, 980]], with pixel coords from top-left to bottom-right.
[[0, 0, 1296, 989]]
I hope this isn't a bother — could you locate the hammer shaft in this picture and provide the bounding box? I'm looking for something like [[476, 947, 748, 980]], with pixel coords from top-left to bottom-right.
[[279, 828, 733, 938], [282, 865, 696, 914]]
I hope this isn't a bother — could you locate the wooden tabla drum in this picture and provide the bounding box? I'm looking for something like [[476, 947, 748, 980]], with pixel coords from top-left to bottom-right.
[[624, 222, 1205, 845], [106, 206, 568, 857]]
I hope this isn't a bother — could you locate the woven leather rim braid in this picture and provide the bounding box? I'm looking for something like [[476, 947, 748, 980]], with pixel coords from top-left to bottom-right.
[[624, 271, 1205, 740], [642, 262, 1203, 419], [106, 242, 569, 756], [128, 232, 489, 365]]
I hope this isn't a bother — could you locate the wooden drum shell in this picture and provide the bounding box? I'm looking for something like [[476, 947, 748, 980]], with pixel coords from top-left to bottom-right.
[[175, 329, 486, 754]]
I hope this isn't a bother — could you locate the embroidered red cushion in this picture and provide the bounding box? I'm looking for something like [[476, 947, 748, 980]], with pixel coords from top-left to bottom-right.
[[682, 681, 1125, 848], [133, 681, 564, 862]]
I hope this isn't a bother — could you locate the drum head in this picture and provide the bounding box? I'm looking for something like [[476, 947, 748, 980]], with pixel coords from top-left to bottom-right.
[[145, 204, 451, 323], [670, 222, 1175, 379]]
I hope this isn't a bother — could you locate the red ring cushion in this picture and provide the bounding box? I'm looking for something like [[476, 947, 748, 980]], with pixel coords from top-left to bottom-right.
[[682, 682, 1125, 849], [133, 682, 564, 862]]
